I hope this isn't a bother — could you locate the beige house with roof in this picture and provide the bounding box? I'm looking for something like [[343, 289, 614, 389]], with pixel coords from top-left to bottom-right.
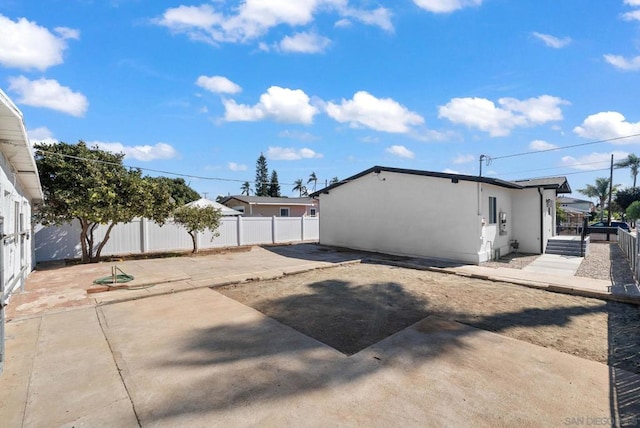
[[219, 196, 318, 217]]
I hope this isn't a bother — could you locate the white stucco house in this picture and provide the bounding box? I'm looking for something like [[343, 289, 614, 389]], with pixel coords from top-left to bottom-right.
[[311, 166, 571, 264], [0, 89, 43, 372]]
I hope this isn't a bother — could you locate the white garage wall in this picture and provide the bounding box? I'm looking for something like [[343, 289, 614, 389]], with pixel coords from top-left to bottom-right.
[[319, 171, 498, 264]]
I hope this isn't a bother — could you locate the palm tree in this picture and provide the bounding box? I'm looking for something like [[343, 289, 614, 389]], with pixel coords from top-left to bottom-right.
[[615, 153, 640, 187], [292, 179, 307, 197], [240, 181, 252, 196], [330, 176, 339, 184], [578, 177, 620, 221], [307, 171, 318, 192]]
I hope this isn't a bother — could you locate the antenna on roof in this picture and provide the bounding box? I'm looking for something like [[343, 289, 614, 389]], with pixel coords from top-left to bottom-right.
[[479, 154, 492, 177]]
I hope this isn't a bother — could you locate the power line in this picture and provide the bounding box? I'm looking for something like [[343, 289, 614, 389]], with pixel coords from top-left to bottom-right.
[[37, 149, 300, 187], [492, 133, 640, 160]]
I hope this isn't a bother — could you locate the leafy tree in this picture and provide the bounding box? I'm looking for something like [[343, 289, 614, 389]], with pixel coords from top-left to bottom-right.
[[255, 153, 269, 196], [626, 201, 640, 223], [556, 200, 567, 224], [330, 177, 340, 184], [292, 179, 307, 197], [268, 170, 281, 197], [615, 154, 640, 187], [614, 187, 640, 212], [34, 141, 174, 263], [307, 171, 318, 192], [172, 206, 222, 253], [149, 177, 200, 205], [578, 177, 620, 221], [240, 181, 252, 196]]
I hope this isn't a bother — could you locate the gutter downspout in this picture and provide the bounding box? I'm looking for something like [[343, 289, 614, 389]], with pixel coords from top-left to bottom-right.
[[538, 187, 544, 254]]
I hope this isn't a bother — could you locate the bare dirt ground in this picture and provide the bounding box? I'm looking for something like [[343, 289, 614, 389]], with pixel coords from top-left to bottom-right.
[[217, 262, 640, 375]]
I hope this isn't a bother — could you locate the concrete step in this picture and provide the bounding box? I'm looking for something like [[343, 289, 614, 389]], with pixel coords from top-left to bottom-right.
[[545, 248, 584, 256], [545, 240, 585, 256]]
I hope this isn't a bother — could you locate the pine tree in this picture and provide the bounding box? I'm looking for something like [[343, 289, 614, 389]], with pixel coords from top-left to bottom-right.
[[268, 170, 281, 197], [255, 153, 269, 196]]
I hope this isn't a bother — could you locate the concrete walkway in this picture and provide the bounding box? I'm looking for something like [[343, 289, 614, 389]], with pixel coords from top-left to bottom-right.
[[522, 254, 584, 276], [2, 243, 640, 426]]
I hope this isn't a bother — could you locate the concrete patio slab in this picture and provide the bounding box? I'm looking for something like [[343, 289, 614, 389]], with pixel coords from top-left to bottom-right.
[[2, 243, 640, 426], [93, 288, 621, 427], [522, 254, 584, 276], [1, 308, 138, 427]]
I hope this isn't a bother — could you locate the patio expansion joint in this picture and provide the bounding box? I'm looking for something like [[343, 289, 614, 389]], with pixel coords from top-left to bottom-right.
[[19, 315, 42, 428], [94, 307, 142, 428]]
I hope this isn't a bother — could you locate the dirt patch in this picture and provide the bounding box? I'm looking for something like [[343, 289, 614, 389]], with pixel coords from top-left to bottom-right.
[[217, 263, 640, 374]]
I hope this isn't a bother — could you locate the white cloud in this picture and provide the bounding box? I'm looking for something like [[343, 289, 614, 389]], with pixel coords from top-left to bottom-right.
[[622, 10, 640, 21], [624, 0, 640, 6], [532, 32, 571, 48], [8, 76, 88, 117], [413, 0, 482, 13], [0, 15, 79, 70], [279, 32, 331, 53], [267, 146, 323, 160], [604, 54, 640, 71], [326, 91, 424, 133], [27, 127, 58, 146], [561, 151, 629, 171], [154, 1, 392, 47], [228, 162, 247, 171], [90, 141, 178, 161], [453, 154, 475, 164], [438, 95, 568, 137], [223, 86, 318, 124], [443, 168, 461, 174], [529, 140, 557, 151], [573, 111, 640, 144], [334, 18, 352, 28], [196, 75, 242, 94], [385, 145, 415, 159], [340, 6, 393, 32]]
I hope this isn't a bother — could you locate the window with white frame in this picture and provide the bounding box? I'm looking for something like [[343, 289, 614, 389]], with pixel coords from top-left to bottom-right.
[[280, 207, 290, 217], [488, 197, 497, 224]]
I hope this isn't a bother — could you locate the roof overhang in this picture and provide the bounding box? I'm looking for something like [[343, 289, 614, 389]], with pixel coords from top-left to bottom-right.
[[0, 90, 43, 203]]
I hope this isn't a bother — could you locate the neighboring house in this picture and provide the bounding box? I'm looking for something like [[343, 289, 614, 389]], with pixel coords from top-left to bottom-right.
[[219, 196, 318, 217], [556, 196, 594, 215], [556, 196, 593, 232], [0, 89, 44, 373], [184, 198, 243, 216], [311, 166, 570, 265]]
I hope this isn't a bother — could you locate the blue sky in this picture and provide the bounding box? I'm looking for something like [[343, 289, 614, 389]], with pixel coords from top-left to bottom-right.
[[1, 0, 640, 199]]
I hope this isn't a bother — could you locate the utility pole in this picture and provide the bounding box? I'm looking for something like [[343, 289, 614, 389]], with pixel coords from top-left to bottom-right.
[[607, 154, 613, 240]]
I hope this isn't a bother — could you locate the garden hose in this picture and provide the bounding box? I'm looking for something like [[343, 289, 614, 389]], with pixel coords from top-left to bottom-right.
[[93, 265, 134, 285]]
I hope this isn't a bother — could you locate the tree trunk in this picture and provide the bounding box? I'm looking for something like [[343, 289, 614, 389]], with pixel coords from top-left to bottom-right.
[[79, 219, 90, 263], [189, 230, 198, 253], [93, 222, 116, 262]]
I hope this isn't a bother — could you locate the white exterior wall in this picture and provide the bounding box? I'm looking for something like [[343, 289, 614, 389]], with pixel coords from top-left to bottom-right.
[[511, 188, 556, 254], [478, 184, 515, 263], [512, 189, 542, 254], [318, 171, 521, 264], [0, 151, 35, 298]]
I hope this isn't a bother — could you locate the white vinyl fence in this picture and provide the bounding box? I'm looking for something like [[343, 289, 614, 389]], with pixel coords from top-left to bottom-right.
[[618, 228, 639, 282], [35, 216, 319, 262]]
